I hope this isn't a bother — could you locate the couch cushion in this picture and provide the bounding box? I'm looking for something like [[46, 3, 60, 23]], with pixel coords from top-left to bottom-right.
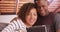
[[0, 23, 8, 31]]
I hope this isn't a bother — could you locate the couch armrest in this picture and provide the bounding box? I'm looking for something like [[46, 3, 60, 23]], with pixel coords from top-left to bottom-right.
[[0, 23, 8, 31]]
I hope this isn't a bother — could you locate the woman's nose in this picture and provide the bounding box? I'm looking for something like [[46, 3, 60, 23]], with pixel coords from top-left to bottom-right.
[[31, 14, 34, 19]]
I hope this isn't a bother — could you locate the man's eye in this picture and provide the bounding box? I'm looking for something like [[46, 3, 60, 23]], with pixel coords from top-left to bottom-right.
[[41, 5, 45, 7], [38, 6, 41, 8]]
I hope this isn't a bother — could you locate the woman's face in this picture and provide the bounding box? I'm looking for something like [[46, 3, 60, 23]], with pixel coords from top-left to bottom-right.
[[25, 8, 37, 26]]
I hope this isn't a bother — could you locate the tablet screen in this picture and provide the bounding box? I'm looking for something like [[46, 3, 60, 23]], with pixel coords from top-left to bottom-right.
[[27, 25, 47, 32]]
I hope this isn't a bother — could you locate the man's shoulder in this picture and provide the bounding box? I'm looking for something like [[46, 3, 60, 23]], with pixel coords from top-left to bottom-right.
[[54, 13, 60, 19], [49, 13, 55, 16], [47, 13, 55, 18], [50, 13, 60, 18], [55, 13, 60, 16]]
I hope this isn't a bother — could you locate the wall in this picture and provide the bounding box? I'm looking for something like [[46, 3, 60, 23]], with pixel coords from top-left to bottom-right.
[[0, 15, 17, 23]]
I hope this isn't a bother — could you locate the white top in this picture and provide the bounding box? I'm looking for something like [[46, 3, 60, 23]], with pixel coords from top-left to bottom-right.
[[1, 17, 27, 32]]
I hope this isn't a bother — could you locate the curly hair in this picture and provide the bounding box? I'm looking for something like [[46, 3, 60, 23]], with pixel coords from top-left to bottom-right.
[[17, 3, 37, 23]]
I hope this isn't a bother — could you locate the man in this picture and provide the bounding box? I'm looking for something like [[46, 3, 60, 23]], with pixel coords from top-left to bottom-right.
[[34, 0, 60, 32], [34, 0, 49, 16]]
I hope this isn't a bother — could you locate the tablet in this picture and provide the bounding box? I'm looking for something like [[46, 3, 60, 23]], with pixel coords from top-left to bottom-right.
[[27, 25, 48, 32]]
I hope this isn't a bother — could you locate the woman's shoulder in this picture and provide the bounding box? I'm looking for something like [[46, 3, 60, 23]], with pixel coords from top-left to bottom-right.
[[12, 17, 27, 30], [10, 17, 25, 26], [10, 17, 22, 22]]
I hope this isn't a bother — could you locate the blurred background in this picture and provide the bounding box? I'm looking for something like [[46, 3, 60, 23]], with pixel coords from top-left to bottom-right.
[[0, 0, 60, 23]]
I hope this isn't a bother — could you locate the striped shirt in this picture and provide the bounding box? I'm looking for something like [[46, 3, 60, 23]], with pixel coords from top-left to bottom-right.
[[1, 17, 27, 32]]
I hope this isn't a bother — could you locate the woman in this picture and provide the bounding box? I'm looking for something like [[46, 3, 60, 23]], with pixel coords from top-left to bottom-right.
[[1, 3, 38, 32]]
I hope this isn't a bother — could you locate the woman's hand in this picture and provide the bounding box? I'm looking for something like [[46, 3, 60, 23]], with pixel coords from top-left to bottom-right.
[[19, 29, 27, 32]]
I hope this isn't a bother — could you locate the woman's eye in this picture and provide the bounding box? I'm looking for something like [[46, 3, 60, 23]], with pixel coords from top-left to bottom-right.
[[34, 14, 37, 16], [27, 13, 30, 16]]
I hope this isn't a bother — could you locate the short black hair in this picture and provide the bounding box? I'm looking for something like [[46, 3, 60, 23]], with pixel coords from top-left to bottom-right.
[[34, 0, 37, 3], [34, 0, 39, 3]]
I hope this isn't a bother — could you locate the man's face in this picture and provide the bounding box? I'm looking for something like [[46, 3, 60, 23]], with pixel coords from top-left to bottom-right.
[[36, 0, 49, 16]]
